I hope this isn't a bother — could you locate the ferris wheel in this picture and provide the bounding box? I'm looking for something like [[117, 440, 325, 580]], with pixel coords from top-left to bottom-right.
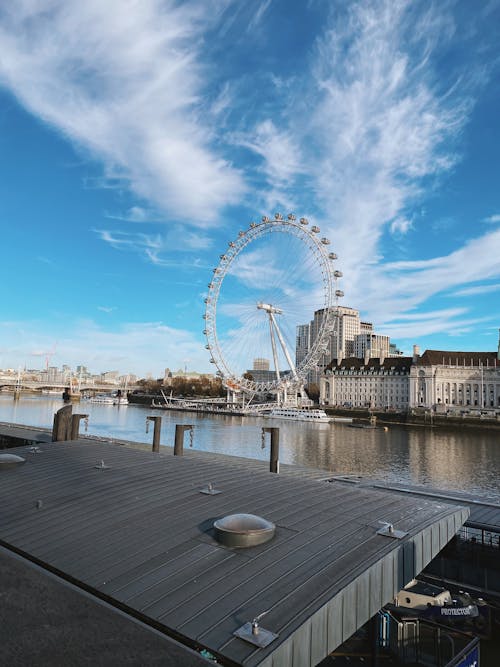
[[203, 213, 344, 395]]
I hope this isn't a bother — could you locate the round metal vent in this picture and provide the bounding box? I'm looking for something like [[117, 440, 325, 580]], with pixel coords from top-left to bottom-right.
[[213, 513, 275, 548], [0, 453, 26, 469]]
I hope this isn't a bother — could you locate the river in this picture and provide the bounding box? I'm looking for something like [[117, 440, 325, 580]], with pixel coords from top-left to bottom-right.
[[1, 394, 499, 500]]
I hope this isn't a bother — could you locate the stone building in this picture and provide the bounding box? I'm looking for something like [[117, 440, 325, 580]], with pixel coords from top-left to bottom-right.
[[320, 339, 500, 412], [320, 355, 412, 410], [411, 349, 500, 410]]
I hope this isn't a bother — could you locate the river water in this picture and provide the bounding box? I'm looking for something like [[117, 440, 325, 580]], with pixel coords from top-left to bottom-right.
[[1, 394, 499, 500]]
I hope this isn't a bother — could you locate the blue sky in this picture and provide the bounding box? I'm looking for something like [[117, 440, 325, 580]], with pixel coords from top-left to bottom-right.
[[0, 0, 499, 378]]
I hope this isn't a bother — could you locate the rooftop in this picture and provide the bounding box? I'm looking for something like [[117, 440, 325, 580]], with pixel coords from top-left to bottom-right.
[[0, 440, 468, 666]]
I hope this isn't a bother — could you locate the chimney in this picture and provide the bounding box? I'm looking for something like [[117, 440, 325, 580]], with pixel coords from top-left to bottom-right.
[[412, 344, 420, 363]]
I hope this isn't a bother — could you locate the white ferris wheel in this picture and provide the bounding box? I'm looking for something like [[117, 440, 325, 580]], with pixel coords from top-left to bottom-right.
[[203, 213, 344, 397]]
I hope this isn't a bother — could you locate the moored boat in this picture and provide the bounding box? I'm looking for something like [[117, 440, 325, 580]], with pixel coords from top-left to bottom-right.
[[89, 391, 128, 406], [263, 407, 331, 423]]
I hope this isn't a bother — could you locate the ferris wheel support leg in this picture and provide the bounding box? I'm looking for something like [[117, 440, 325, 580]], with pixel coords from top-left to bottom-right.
[[268, 314, 281, 384], [269, 312, 300, 384]]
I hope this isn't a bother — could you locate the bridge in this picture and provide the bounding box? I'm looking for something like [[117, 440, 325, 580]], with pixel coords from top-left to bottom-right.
[[0, 379, 140, 394]]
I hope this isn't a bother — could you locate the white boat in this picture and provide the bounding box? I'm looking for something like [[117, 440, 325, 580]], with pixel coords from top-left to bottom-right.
[[89, 392, 128, 406], [263, 408, 331, 423]]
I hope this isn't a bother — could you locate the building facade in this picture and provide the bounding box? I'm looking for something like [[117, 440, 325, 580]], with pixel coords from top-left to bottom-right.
[[319, 346, 500, 412], [320, 356, 412, 410], [410, 350, 500, 410]]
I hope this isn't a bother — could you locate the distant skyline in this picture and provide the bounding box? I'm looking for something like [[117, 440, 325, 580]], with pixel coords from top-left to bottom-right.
[[0, 1, 499, 377]]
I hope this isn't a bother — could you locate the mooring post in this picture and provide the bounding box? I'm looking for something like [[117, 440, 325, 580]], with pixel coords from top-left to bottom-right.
[[174, 424, 193, 456], [146, 416, 162, 452], [262, 427, 279, 473], [52, 404, 73, 441], [70, 414, 88, 440]]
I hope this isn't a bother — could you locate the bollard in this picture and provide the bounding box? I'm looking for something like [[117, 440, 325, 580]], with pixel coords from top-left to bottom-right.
[[146, 416, 162, 453], [174, 424, 193, 456], [262, 427, 279, 473], [52, 404, 73, 441], [71, 414, 88, 440]]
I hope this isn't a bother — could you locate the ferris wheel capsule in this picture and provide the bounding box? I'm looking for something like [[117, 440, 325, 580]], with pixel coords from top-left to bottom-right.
[[321, 238, 330, 245], [328, 252, 338, 260], [335, 290, 344, 297], [311, 225, 320, 233], [274, 212, 283, 220], [287, 213, 296, 221], [334, 270, 343, 278], [299, 217, 308, 225], [262, 216, 270, 223]]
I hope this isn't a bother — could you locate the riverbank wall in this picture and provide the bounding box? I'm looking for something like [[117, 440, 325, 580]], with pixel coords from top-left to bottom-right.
[[323, 407, 500, 430]]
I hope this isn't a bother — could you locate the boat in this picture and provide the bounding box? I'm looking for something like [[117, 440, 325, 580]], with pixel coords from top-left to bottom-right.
[[89, 391, 128, 406], [263, 408, 331, 423], [348, 415, 388, 431]]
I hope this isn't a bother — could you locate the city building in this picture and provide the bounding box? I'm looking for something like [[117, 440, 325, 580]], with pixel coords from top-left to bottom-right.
[[353, 332, 391, 360], [252, 358, 270, 371], [411, 346, 500, 410], [295, 324, 311, 367], [320, 355, 412, 410], [163, 368, 215, 385], [320, 339, 500, 412], [297, 306, 400, 383]]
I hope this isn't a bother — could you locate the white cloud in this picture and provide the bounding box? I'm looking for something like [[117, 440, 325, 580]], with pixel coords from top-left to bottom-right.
[[0, 1, 245, 224], [0, 319, 209, 376], [105, 206, 161, 223], [248, 0, 272, 32], [483, 214, 500, 224], [365, 228, 500, 330], [390, 217, 413, 235], [452, 283, 500, 297], [94, 227, 212, 263]]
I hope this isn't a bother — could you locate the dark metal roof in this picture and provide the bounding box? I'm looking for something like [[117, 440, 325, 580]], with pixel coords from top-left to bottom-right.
[[0, 440, 468, 667], [326, 356, 412, 372], [417, 350, 498, 367], [328, 476, 500, 534]]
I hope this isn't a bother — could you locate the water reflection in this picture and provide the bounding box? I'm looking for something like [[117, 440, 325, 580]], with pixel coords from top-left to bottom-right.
[[1, 394, 498, 498]]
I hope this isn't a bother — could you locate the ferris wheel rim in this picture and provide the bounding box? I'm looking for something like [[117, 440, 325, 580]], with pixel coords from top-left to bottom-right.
[[203, 214, 342, 393]]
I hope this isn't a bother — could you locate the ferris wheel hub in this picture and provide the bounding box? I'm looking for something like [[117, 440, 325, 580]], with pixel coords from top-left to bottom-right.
[[257, 302, 283, 315]]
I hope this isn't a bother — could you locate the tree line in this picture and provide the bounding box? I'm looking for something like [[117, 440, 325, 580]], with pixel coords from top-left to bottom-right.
[[136, 376, 226, 398]]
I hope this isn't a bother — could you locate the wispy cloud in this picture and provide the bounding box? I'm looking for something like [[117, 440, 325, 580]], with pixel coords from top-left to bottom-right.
[[97, 306, 116, 313], [248, 0, 272, 32], [483, 214, 500, 224], [390, 217, 413, 235], [369, 228, 500, 330], [452, 283, 500, 297], [0, 1, 245, 224], [105, 206, 162, 223]]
